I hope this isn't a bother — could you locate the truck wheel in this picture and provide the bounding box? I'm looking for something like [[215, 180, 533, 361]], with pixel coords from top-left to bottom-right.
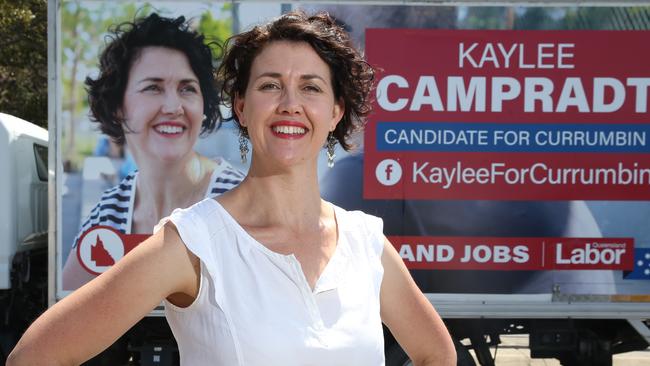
[[385, 339, 476, 366]]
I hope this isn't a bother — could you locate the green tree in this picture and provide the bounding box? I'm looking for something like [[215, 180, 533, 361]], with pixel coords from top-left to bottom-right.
[[460, 7, 515, 30], [198, 5, 233, 60], [514, 7, 564, 30], [563, 7, 650, 30], [0, 0, 47, 128]]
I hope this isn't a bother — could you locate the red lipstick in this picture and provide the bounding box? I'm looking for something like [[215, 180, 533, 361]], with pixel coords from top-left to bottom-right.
[[270, 121, 308, 139]]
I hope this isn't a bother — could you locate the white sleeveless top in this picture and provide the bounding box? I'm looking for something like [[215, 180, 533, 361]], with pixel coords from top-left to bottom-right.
[[155, 198, 386, 366]]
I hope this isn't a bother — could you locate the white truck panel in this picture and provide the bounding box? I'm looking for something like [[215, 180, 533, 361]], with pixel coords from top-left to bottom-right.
[[0, 113, 48, 289], [0, 115, 14, 290], [428, 293, 650, 319]]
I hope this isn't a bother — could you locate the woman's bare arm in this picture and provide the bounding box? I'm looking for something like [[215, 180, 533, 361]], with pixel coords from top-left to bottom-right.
[[380, 237, 457, 366], [7, 224, 198, 366]]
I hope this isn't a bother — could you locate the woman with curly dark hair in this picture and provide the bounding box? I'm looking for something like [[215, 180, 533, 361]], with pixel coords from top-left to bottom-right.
[[9, 11, 455, 366], [61, 13, 243, 290]]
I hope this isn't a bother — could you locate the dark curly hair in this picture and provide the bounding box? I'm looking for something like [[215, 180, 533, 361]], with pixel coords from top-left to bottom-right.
[[217, 10, 375, 151], [85, 13, 220, 145]]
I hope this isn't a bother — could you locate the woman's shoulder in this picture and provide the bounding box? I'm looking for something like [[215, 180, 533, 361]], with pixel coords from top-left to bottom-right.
[[333, 204, 383, 233], [154, 198, 226, 259], [163, 197, 222, 226], [332, 204, 385, 256], [159, 198, 242, 243]]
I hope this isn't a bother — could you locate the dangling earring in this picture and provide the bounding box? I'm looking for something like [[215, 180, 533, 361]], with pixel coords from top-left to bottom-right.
[[239, 128, 249, 164], [326, 132, 336, 168]]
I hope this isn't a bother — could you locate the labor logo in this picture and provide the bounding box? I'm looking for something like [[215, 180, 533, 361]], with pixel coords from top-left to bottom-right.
[[76, 226, 125, 275]]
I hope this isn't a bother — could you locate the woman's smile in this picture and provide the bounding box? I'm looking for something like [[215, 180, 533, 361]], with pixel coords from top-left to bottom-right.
[[270, 120, 309, 139], [152, 121, 187, 138]]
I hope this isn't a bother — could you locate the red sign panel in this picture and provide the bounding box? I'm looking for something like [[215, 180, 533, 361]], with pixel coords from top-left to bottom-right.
[[390, 236, 635, 271], [364, 30, 650, 200]]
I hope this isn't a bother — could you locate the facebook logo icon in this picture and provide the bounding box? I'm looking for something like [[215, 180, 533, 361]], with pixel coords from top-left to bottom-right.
[[376, 159, 402, 186]]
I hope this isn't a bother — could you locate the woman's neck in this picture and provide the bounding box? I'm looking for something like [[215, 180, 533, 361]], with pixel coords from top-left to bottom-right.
[[222, 156, 325, 230]]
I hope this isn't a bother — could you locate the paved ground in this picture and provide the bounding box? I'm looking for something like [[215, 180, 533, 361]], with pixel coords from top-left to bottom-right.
[[468, 335, 650, 365]]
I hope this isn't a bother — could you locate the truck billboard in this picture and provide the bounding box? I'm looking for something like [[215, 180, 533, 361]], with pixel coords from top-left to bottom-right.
[[50, 1, 650, 364], [351, 29, 650, 296]]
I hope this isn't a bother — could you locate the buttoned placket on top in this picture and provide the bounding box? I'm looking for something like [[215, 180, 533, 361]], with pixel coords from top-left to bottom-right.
[[232, 206, 350, 349]]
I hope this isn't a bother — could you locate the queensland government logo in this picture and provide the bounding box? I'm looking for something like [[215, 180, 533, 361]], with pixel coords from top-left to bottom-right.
[[76, 226, 125, 275]]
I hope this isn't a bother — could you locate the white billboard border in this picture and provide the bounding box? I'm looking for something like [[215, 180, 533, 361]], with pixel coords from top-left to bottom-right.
[[48, 0, 650, 319]]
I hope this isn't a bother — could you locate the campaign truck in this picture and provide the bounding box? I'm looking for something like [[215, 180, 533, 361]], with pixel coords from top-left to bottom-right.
[[44, 1, 650, 365]]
